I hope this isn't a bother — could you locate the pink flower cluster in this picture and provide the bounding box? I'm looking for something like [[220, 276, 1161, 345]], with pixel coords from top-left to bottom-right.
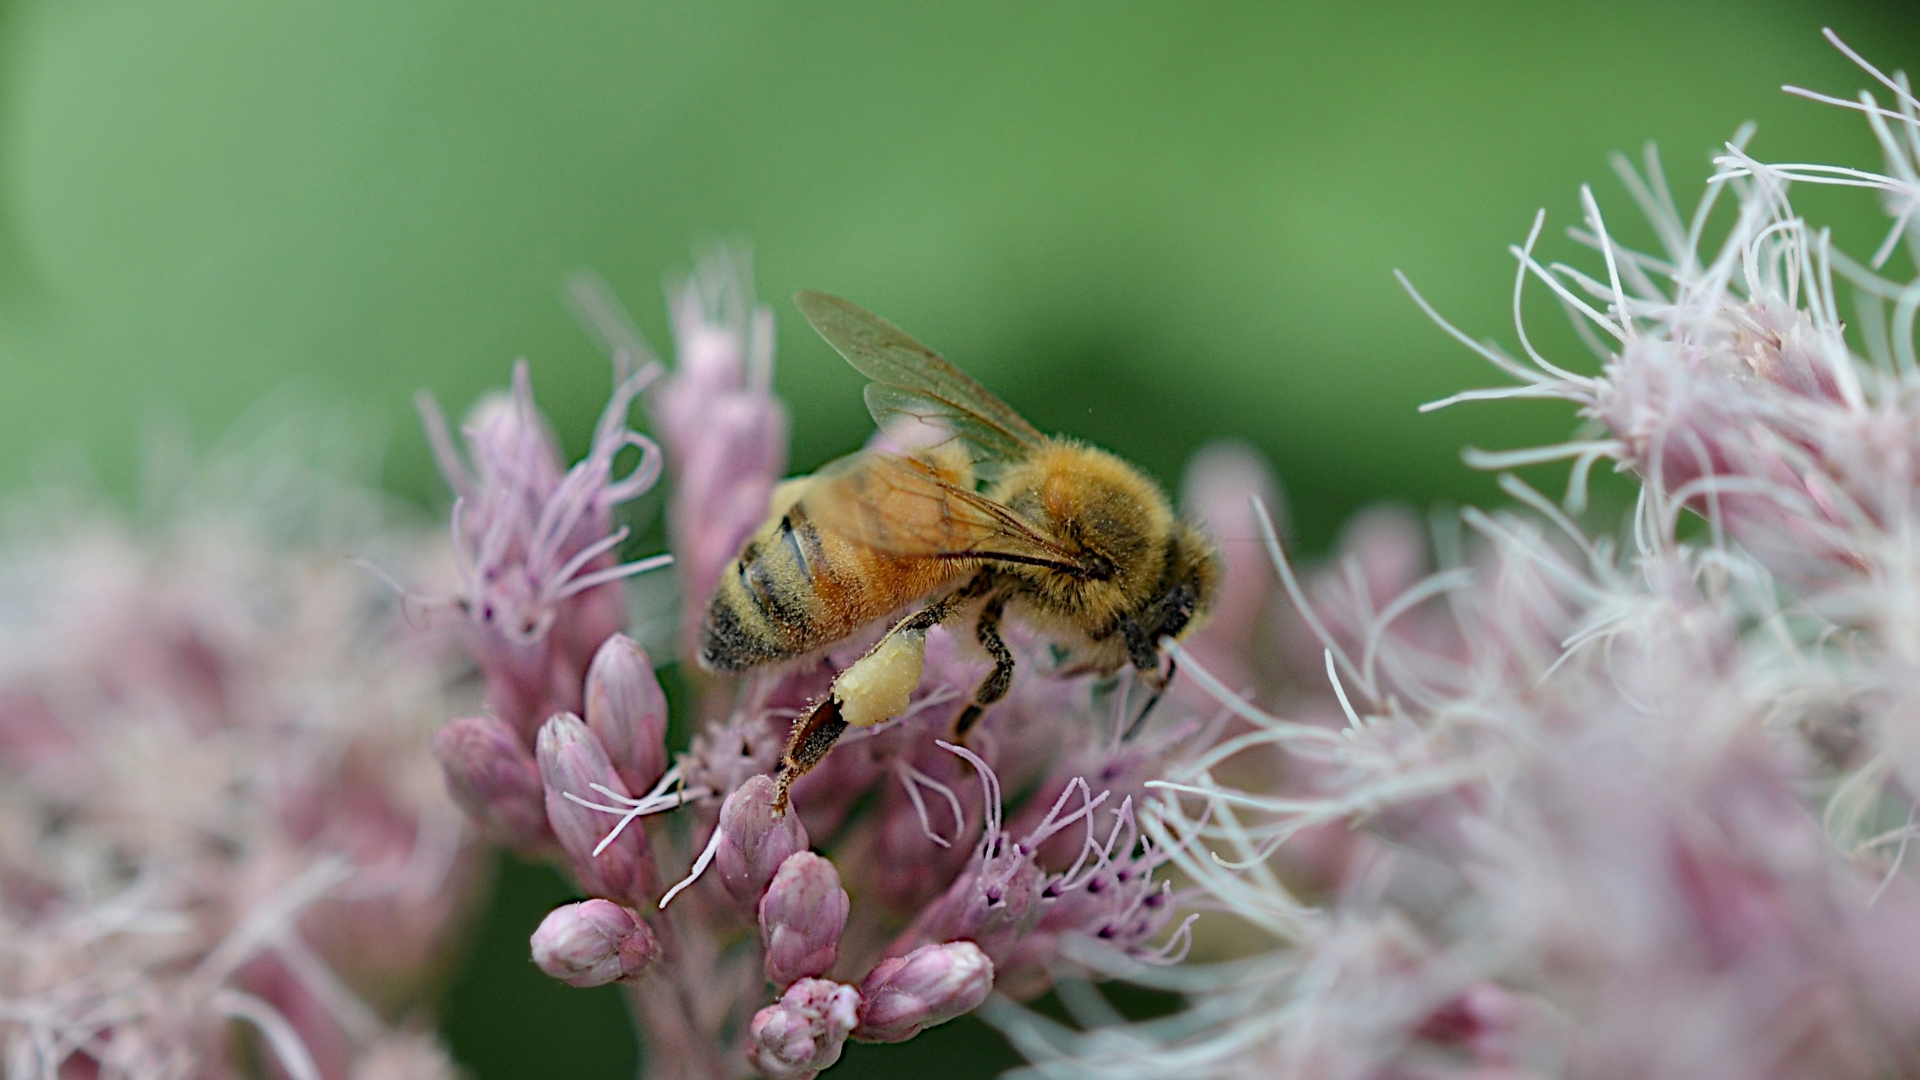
[[420, 255, 1257, 1078], [991, 34, 1920, 1080], [0, 432, 480, 1079]]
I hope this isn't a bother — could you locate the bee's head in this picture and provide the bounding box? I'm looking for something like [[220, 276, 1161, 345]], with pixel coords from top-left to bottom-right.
[[1142, 522, 1222, 647]]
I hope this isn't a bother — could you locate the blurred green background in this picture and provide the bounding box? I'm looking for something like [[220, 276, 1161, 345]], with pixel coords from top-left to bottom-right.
[[2, 0, 1916, 1075]]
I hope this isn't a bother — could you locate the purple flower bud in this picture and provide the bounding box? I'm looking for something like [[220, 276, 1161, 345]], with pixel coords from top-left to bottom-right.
[[854, 941, 994, 1043], [432, 715, 553, 851], [537, 713, 655, 905], [715, 775, 809, 910], [759, 852, 849, 988], [584, 634, 669, 795], [530, 899, 658, 987], [745, 978, 860, 1080]]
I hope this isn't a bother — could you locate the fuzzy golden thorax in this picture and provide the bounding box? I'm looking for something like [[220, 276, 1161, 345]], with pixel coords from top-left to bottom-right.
[[991, 440, 1216, 669]]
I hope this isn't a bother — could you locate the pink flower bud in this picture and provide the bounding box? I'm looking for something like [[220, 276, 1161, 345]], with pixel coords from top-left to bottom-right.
[[759, 852, 849, 987], [584, 634, 669, 795], [745, 978, 860, 1080], [715, 775, 809, 910], [537, 713, 655, 905], [432, 715, 552, 851], [530, 899, 658, 987], [854, 941, 994, 1043]]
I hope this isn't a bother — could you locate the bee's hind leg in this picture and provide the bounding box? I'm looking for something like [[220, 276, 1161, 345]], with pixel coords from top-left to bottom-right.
[[954, 591, 1014, 739], [774, 696, 848, 812], [778, 580, 993, 809]]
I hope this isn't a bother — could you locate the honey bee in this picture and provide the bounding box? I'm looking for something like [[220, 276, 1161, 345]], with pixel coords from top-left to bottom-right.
[[699, 292, 1222, 807]]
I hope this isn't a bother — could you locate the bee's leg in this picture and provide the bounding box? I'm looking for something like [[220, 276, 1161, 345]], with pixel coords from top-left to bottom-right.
[[1123, 653, 1177, 741], [774, 696, 848, 812], [954, 590, 1014, 738], [776, 574, 1003, 808], [1117, 616, 1174, 741]]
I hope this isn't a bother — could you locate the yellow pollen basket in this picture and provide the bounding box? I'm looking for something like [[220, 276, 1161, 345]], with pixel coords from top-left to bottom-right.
[[832, 630, 927, 727]]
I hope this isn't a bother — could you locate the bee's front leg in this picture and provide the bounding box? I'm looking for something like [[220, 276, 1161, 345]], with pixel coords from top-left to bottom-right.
[[1118, 616, 1177, 740], [1123, 652, 1177, 741]]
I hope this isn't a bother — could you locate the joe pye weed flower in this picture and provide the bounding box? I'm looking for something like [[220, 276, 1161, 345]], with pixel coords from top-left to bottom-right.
[[12, 27, 1920, 1080], [987, 32, 1920, 1080], [418, 253, 1251, 1079], [0, 418, 482, 1079]]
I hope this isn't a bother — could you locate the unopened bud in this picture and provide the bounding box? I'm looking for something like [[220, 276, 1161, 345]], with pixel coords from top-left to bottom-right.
[[854, 941, 993, 1043], [432, 715, 552, 851], [530, 900, 658, 987], [745, 978, 860, 1080], [716, 775, 809, 909], [585, 634, 669, 794], [759, 852, 849, 987], [537, 713, 655, 905]]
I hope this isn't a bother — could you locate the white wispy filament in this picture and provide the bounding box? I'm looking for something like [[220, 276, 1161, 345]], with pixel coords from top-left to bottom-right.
[[991, 32, 1920, 1080]]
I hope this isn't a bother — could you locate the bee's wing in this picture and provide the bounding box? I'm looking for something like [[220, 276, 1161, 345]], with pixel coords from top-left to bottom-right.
[[794, 291, 1046, 472], [800, 452, 1084, 573]]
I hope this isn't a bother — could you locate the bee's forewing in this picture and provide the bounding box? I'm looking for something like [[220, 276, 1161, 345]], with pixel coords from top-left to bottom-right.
[[795, 291, 1046, 470], [799, 452, 1081, 571]]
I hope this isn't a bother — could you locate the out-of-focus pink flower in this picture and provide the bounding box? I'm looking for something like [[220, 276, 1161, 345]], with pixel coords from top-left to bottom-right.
[[584, 633, 670, 796], [418, 358, 668, 741], [745, 978, 861, 1080], [1414, 981, 1525, 1066], [1007, 50, 1920, 1060], [349, 1034, 464, 1080], [531, 899, 659, 987], [0, 428, 482, 1080], [432, 714, 553, 852], [537, 713, 657, 906], [647, 250, 789, 664], [855, 941, 993, 1043], [759, 853, 849, 988], [1178, 440, 1283, 696]]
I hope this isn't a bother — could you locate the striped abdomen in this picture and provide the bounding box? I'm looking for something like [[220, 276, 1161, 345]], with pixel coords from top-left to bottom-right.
[[698, 503, 965, 671]]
